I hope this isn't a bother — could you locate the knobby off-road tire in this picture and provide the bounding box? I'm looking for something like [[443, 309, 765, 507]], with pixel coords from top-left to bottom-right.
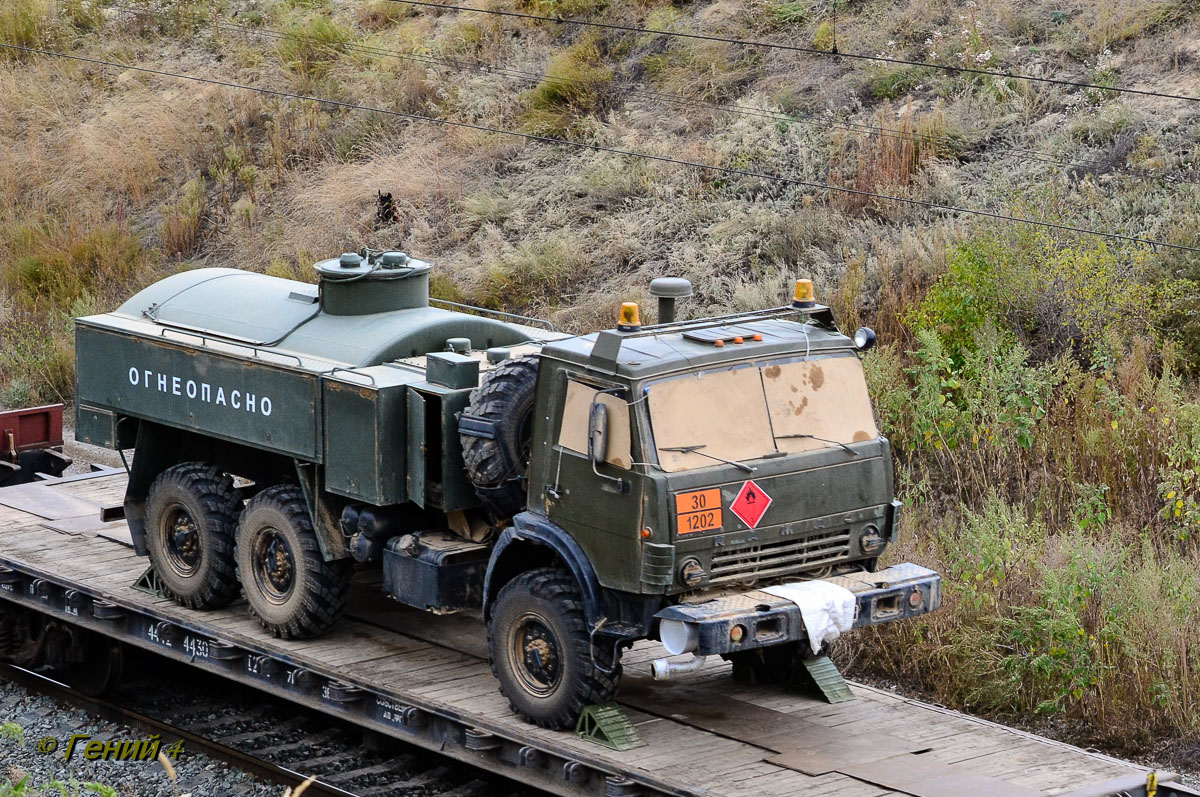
[[460, 356, 539, 519], [488, 567, 621, 730], [235, 485, 351, 639], [144, 462, 241, 610]]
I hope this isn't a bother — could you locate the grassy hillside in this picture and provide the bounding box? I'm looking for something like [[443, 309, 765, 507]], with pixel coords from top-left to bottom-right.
[[3, 0, 1200, 761]]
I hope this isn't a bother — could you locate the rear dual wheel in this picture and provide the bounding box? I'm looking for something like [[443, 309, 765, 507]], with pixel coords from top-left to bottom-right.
[[235, 485, 351, 639], [147, 466, 350, 638], [145, 463, 241, 609]]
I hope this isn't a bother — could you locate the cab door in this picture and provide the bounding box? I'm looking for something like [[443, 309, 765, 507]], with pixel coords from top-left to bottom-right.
[[533, 372, 646, 593]]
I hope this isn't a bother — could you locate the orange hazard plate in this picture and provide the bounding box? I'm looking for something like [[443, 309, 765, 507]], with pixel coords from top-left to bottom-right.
[[675, 489, 722, 534]]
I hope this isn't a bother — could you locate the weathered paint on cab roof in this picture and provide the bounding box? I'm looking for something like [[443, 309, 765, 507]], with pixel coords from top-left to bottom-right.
[[540, 317, 854, 381]]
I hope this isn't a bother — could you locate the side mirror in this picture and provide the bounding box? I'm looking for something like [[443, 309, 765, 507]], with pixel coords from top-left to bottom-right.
[[587, 402, 609, 465]]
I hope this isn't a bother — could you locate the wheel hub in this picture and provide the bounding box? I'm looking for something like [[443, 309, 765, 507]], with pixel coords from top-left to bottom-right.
[[512, 614, 562, 697], [253, 528, 295, 604], [162, 504, 201, 576]]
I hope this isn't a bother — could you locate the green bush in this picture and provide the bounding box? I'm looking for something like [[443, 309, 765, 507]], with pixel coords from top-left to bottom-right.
[[1, 221, 144, 311], [472, 237, 584, 312], [864, 66, 933, 100], [0, 314, 74, 405], [517, 0, 607, 18], [906, 231, 1166, 366], [763, 1, 812, 26], [812, 20, 836, 51], [519, 40, 614, 138], [0, 0, 56, 59], [277, 14, 352, 76]]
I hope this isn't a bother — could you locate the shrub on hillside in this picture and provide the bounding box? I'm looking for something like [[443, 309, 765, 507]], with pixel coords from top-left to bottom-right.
[[160, 176, 207, 257], [1, 221, 144, 312], [905, 231, 1176, 367], [0, 0, 57, 59], [519, 40, 614, 138], [473, 236, 584, 312], [277, 14, 352, 77]]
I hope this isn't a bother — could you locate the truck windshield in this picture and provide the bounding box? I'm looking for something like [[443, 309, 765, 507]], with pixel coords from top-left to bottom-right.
[[645, 354, 879, 473]]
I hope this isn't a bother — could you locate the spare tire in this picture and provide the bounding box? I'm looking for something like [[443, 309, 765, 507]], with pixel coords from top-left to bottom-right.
[[459, 356, 539, 519]]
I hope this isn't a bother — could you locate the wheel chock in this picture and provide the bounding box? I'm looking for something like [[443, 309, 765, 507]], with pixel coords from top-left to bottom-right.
[[131, 566, 169, 599], [792, 655, 856, 704], [575, 703, 647, 751]]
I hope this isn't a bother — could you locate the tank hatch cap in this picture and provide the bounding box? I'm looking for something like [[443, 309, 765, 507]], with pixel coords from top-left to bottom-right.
[[380, 251, 410, 268]]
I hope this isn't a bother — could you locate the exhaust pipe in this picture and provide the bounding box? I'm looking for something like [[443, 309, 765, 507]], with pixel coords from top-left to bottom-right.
[[650, 654, 707, 681], [649, 277, 693, 324]]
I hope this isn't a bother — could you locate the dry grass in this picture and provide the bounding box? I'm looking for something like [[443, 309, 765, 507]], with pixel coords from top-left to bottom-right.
[[160, 176, 207, 257], [3, 0, 1200, 757], [828, 104, 949, 215]]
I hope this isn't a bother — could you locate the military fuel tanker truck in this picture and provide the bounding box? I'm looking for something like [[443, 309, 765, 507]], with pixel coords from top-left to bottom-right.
[[73, 249, 940, 729]]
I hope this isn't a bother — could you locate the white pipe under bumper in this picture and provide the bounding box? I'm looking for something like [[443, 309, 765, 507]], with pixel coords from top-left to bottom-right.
[[650, 654, 707, 680]]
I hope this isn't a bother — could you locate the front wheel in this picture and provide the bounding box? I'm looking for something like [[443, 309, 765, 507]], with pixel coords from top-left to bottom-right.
[[487, 568, 620, 730], [235, 485, 351, 639]]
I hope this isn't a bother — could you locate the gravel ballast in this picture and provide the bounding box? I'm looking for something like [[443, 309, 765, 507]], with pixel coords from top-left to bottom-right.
[[0, 679, 283, 797]]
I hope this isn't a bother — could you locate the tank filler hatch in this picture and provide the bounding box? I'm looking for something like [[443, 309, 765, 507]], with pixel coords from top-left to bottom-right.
[[315, 251, 435, 316]]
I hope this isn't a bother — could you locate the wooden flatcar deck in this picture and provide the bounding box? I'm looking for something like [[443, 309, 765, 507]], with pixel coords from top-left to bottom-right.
[[0, 471, 1189, 797]]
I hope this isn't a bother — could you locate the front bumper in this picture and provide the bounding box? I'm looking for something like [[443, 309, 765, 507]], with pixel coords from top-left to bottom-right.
[[653, 562, 940, 656]]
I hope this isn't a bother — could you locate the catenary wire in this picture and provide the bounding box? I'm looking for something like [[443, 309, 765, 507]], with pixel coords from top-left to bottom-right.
[[3, 41, 1198, 254], [108, 5, 1200, 186], [387, 0, 1200, 104]]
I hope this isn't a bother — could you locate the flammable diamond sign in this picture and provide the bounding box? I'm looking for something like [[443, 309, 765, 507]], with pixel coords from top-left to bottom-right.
[[730, 479, 772, 528]]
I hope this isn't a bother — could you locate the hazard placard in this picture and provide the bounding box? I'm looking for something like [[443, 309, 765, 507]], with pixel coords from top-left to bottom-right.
[[675, 488, 723, 534], [729, 480, 772, 529]]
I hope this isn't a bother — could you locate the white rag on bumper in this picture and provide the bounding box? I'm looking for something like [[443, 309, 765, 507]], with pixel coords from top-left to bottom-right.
[[761, 580, 857, 654]]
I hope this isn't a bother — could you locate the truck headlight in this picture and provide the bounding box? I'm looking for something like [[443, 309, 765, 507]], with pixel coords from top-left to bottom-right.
[[859, 524, 885, 554], [854, 327, 877, 352], [679, 558, 705, 588]]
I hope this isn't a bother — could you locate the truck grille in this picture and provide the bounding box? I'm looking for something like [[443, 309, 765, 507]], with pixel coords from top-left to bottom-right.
[[709, 530, 851, 586]]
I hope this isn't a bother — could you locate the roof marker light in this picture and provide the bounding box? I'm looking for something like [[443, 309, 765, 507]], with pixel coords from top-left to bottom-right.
[[792, 279, 816, 308], [617, 302, 641, 332]]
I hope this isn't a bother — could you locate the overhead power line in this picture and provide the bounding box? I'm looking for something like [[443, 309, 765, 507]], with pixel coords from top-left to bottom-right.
[[388, 0, 1200, 104], [2, 41, 1197, 254], [107, 4, 1200, 187]]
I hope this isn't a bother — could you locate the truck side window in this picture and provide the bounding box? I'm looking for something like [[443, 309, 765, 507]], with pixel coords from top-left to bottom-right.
[[557, 380, 633, 469]]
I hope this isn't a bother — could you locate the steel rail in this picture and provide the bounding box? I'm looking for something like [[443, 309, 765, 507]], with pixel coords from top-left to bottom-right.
[[0, 662, 353, 797]]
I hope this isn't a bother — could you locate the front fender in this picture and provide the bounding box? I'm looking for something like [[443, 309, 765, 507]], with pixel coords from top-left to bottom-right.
[[483, 512, 607, 627]]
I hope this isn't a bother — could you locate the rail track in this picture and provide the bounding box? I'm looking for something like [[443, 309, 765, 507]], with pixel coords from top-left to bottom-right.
[[0, 657, 530, 797]]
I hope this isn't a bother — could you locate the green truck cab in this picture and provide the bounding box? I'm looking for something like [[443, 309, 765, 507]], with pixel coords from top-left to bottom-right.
[[73, 250, 939, 729]]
